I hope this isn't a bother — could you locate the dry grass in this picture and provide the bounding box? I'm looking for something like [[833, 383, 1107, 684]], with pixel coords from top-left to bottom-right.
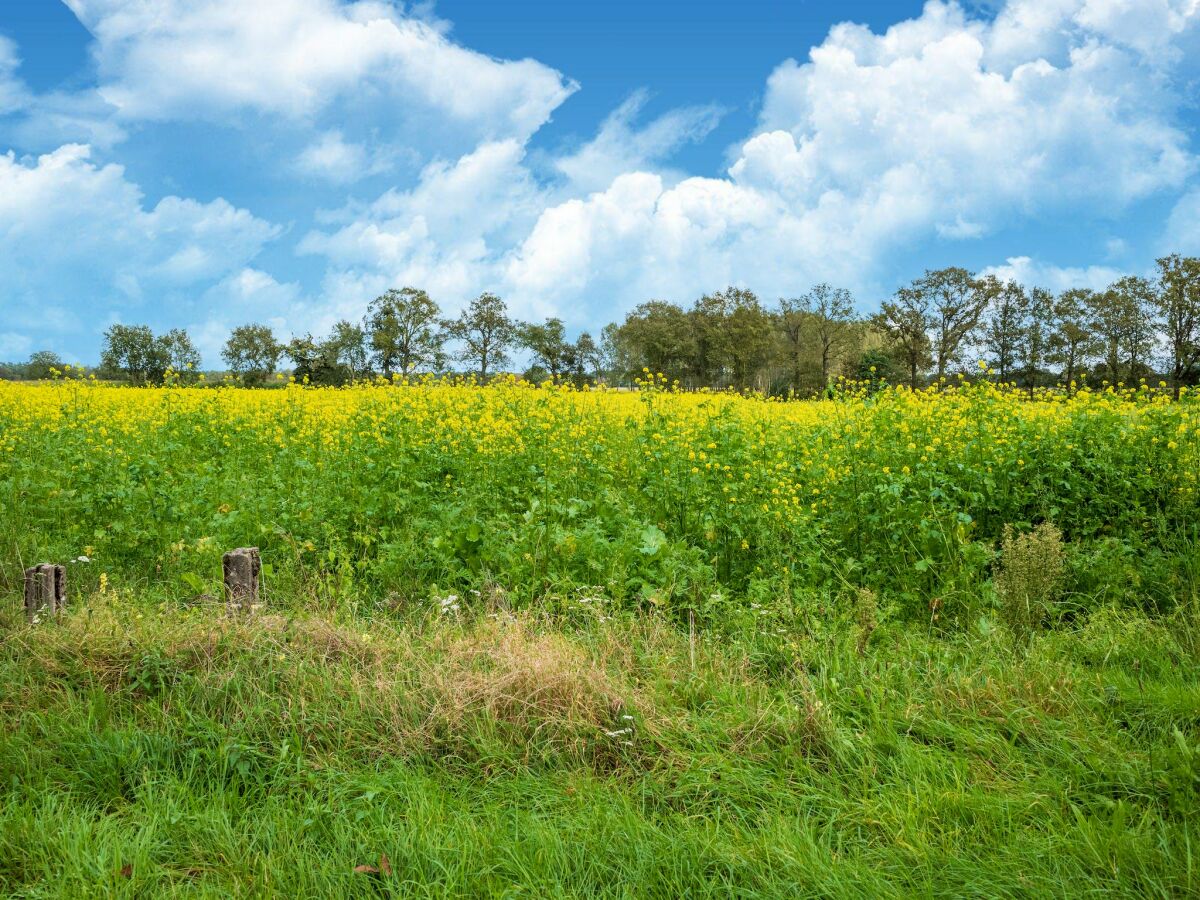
[[418, 617, 650, 764], [0, 595, 855, 773]]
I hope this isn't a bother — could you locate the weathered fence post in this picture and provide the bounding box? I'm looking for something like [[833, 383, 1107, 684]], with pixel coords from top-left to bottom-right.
[[222, 547, 261, 613], [24, 563, 66, 623]]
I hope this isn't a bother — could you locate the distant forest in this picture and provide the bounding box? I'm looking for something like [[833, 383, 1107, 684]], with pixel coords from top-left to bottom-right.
[[5, 255, 1199, 398]]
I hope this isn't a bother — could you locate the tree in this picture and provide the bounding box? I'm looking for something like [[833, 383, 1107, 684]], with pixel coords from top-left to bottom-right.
[[285, 323, 368, 386], [572, 331, 603, 382], [774, 296, 810, 396], [853, 348, 898, 392], [327, 320, 370, 382], [101, 324, 168, 384], [1114, 276, 1157, 381], [914, 268, 996, 380], [223, 324, 282, 386], [875, 287, 932, 387], [599, 323, 627, 384], [806, 284, 856, 386], [519, 318, 572, 379], [688, 291, 733, 386], [1049, 289, 1095, 388], [25, 350, 64, 380], [613, 300, 692, 384], [1155, 254, 1200, 398], [160, 328, 200, 378], [445, 292, 516, 382], [1089, 277, 1155, 383], [688, 287, 771, 390], [365, 287, 444, 378], [285, 333, 337, 385], [982, 280, 1025, 383], [1018, 287, 1055, 397], [723, 289, 774, 390]]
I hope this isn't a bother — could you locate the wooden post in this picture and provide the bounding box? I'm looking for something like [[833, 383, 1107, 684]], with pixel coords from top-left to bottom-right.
[[223, 547, 261, 613], [24, 563, 66, 623]]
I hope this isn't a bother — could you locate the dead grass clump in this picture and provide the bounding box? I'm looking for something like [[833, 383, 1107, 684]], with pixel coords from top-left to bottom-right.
[[253, 614, 385, 666], [420, 618, 648, 763], [935, 668, 1079, 723], [724, 686, 839, 762]]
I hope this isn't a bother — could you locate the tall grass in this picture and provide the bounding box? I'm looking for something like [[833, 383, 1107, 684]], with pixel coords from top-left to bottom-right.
[[1, 587, 1197, 897]]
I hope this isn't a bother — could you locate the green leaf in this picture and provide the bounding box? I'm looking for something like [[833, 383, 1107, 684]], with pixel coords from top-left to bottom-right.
[[180, 572, 205, 594], [639, 524, 666, 556]]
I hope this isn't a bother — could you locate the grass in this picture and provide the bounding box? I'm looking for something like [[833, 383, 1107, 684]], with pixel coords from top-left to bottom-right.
[[1, 589, 1197, 897], [3, 380, 1199, 894]]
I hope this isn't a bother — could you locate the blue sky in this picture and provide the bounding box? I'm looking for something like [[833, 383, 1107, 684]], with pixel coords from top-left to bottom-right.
[[1, 0, 1199, 364]]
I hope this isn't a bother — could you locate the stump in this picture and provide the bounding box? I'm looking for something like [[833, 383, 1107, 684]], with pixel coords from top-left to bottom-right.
[[223, 547, 261, 612], [24, 563, 66, 623]]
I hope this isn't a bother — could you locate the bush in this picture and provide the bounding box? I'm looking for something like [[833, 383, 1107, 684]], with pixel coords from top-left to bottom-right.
[[994, 522, 1066, 644]]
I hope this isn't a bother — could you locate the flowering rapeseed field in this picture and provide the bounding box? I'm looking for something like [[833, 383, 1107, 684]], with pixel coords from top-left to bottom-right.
[[3, 377, 1197, 619]]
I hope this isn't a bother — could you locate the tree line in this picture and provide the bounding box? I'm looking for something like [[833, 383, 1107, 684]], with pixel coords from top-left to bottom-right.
[[4, 254, 1198, 397]]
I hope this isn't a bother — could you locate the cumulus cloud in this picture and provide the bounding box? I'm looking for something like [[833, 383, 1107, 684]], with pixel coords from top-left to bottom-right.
[[504, 173, 817, 313], [7, 0, 1200, 358], [496, 0, 1198, 317], [63, 0, 576, 144], [748, 1, 1192, 229], [300, 139, 554, 315], [0, 144, 280, 352]]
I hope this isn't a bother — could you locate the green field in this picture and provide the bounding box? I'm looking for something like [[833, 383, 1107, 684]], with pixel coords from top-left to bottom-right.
[[2, 380, 1198, 897]]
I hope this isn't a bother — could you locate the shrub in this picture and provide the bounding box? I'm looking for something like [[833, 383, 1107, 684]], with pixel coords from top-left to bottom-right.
[[994, 522, 1066, 644]]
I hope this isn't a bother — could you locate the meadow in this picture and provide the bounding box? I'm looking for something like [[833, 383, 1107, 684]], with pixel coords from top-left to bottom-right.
[[1, 377, 1198, 897]]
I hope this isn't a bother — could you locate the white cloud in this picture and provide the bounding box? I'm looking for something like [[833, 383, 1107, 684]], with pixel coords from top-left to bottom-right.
[[291, 130, 391, 184], [494, 0, 1198, 319], [0, 331, 33, 359], [1165, 189, 1200, 254], [64, 0, 576, 144], [0, 34, 28, 115], [751, 2, 1192, 227], [0, 144, 279, 346], [980, 255, 1124, 291], [213, 268, 304, 307], [7, 89, 128, 150], [10, 0, 1199, 355], [0, 33, 126, 150], [300, 139, 553, 313], [985, 0, 1200, 70], [555, 91, 724, 193], [1072, 0, 1200, 61]]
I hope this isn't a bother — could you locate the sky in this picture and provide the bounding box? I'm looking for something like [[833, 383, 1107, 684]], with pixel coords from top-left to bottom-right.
[[1, 0, 1199, 365]]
